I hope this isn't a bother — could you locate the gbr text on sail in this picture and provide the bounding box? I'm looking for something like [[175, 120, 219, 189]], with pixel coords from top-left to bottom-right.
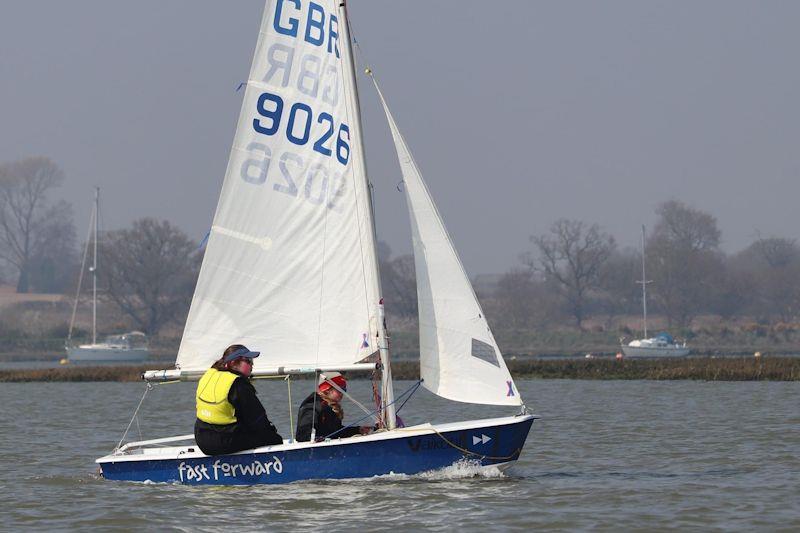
[[239, 0, 351, 212]]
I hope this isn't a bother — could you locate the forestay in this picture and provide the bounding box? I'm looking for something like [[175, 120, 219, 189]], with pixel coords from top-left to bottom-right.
[[370, 77, 522, 406], [177, 0, 380, 371]]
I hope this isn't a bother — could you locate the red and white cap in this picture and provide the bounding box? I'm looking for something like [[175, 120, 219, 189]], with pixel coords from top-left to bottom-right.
[[318, 371, 347, 392]]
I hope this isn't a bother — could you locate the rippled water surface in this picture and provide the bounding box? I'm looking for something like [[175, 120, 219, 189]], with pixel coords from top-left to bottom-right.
[[1, 379, 798, 530]]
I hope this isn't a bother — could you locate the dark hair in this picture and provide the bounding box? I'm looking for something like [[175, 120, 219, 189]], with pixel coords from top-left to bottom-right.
[[211, 344, 248, 370]]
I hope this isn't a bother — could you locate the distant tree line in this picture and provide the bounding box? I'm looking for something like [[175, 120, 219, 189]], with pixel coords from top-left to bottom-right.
[[485, 200, 800, 331], [379, 199, 800, 332], [0, 157, 76, 293], [0, 157, 200, 336], [1, 156, 798, 337]]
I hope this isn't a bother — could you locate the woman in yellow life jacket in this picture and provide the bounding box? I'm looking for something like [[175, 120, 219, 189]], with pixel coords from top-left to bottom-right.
[[194, 344, 283, 455]]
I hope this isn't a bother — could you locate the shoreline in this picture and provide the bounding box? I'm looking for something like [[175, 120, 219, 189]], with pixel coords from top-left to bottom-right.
[[1, 357, 797, 382]]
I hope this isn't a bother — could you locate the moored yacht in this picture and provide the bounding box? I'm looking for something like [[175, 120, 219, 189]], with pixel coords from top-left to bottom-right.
[[621, 226, 689, 358], [623, 332, 689, 358], [65, 188, 149, 363]]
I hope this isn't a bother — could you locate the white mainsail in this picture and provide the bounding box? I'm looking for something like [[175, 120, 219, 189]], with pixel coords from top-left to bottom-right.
[[177, 0, 381, 371], [370, 77, 522, 407]]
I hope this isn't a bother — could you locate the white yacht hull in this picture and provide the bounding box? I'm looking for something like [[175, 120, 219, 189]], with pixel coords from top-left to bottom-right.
[[67, 346, 148, 362], [621, 345, 690, 358]]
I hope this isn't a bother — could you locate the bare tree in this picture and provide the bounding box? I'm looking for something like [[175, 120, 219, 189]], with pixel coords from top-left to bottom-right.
[[734, 237, 800, 322], [750, 236, 799, 268], [491, 268, 563, 329], [100, 218, 199, 335], [709, 260, 755, 320], [647, 201, 723, 327], [0, 157, 75, 293], [597, 248, 641, 327], [653, 199, 721, 252], [527, 219, 615, 329]]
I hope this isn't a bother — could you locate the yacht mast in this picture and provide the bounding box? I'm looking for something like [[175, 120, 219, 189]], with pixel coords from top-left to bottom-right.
[[338, 1, 396, 429], [92, 187, 99, 345], [636, 225, 651, 338]]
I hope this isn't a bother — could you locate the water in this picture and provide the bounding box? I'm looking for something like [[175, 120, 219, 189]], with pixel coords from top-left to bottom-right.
[[1, 379, 797, 530]]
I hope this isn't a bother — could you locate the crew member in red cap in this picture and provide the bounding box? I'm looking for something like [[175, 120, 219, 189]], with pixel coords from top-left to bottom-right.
[[194, 344, 283, 455], [295, 372, 372, 442]]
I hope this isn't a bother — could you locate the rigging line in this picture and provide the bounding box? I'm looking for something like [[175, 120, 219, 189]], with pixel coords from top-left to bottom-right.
[[385, 424, 522, 461], [424, 428, 521, 462], [349, 15, 373, 74], [338, 3, 378, 356], [286, 375, 295, 441], [67, 202, 95, 341], [323, 379, 422, 440], [115, 382, 152, 452], [135, 414, 143, 443], [321, 373, 380, 422], [393, 379, 423, 415], [310, 369, 319, 442], [351, 2, 389, 251]]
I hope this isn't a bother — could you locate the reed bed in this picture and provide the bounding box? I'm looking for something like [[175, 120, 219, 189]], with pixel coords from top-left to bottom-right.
[[500, 357, 800, 381], [1, 357, 798, 382], [0, 365, 150, 382]]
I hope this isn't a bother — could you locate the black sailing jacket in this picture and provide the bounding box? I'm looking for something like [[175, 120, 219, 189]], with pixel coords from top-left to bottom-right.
[[295, 392, 361, 442]]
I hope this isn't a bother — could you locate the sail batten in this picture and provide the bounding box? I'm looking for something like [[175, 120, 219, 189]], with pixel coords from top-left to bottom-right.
[[369, 74, 522, 407]]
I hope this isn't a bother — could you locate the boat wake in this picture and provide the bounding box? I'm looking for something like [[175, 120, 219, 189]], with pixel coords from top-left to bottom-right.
[[418, 459, 507, 480], [356, 459, 508, 483]]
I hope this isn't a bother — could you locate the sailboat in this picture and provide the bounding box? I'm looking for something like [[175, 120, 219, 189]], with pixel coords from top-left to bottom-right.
[[96, 0, 534, 484], [621, 225, 689, 358], [66, 188, 149, 363]]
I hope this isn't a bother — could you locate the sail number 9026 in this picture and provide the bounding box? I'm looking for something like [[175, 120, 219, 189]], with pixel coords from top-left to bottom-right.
[[253, 92, 350, 166]]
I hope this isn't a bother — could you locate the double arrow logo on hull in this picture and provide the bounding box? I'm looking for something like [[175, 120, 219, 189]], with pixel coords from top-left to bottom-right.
[[472, 434, 491, 445]]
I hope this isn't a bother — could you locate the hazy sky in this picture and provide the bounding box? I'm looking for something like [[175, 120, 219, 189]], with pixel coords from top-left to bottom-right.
[[2, 1, 798, 274]]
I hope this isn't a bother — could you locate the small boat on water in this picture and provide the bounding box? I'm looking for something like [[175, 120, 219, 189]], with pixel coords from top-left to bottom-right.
[[66, 188, 148, 363], [623, 332, 689, 358], [67, 332, 149, 363], [96, 0, 534, 484], [622, 226, 689, 358]]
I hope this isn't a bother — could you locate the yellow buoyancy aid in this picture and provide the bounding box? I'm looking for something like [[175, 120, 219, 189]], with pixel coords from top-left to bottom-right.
[[196, 368, 239, 425]]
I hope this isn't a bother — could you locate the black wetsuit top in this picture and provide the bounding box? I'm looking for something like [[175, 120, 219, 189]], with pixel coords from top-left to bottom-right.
[[295, 392, 361, 442]]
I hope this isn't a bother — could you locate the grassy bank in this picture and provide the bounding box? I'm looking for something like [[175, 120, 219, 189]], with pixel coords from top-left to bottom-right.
[[2, 357, 798, 382], [500, 356, 800, 381]]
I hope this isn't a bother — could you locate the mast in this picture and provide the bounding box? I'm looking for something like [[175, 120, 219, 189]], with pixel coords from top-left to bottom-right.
[[92, 187, 99, 345], [338, 0, 397, 429], [636, 225, 651, 338]]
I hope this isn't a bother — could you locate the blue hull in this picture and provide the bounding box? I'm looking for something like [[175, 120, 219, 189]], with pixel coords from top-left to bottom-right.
[[99, 415, 535, 485]]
